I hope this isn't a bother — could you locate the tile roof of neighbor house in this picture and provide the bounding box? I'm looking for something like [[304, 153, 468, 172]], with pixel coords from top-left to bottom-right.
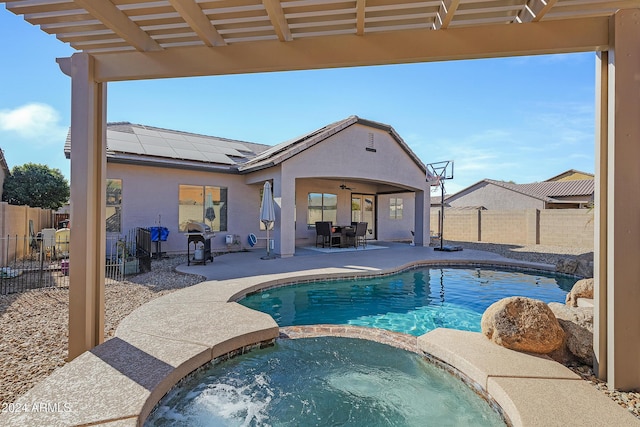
[[450, 178, 594, 204], [238, 115, 426, 174], [0, 148, 9, 175], [64, 123, 271, 170]]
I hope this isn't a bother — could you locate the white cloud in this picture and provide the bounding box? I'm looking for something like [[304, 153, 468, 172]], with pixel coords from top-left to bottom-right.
[[0, 103, 67, 144]]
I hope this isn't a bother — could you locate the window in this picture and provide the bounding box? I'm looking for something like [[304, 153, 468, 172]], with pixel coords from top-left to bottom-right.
[[106, 179, 122, 232], [178, 185, 228, 231], [390, 197, 403, 220], [307, 192, 337, 226]]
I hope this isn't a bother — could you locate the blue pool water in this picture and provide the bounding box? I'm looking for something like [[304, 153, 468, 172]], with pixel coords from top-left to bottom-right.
[[145, 337, 506, 426], [240, 267, 576, 336]]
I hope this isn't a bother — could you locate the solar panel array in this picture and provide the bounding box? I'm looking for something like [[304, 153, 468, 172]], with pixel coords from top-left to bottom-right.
[[107, 124, 257, 165]]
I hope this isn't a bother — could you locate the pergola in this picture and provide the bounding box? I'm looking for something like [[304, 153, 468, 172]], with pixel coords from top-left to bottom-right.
[[3, 0, 639, 390]]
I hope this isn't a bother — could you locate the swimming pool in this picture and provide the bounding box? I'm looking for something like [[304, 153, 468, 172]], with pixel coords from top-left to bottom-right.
[[145, 337, 506, 426], [239, 267, 576, 336]]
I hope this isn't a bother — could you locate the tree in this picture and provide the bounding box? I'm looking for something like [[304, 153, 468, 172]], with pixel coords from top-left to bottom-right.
[[2, 163, 70, 210]]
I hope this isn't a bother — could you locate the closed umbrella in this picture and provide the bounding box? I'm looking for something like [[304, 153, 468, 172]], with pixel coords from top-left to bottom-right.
[[260, 181, 276, 259]]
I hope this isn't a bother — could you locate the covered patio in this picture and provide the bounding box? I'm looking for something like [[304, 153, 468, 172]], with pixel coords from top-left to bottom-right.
[[2, 0, 639, 393]]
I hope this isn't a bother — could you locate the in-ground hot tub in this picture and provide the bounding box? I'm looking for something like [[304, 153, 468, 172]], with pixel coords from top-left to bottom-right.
[[145, 336, 506, 426]]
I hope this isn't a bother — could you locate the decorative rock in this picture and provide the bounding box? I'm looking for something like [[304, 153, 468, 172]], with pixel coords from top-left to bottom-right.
[[481, 296, 565, 354], [566, 278, 594, 307], [556, 254, 593, 278], [549, 302, 594, 365]]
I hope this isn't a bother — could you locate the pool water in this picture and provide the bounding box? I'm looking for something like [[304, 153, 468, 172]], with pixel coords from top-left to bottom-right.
[[240, 267, 576, 336], [145, 337, 506, 426]]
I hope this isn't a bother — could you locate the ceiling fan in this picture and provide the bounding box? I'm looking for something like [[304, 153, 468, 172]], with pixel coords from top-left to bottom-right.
[[340, 182, 355, 191]]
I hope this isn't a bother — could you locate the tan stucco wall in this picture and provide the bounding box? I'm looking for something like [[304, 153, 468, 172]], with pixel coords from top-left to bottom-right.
[[281, 124, 427, 191], [107, 163, 264, 254], [277, 123, 428, 246], [550, 171, 594, 181], [447, 182, 545, 210], [377, 192, 416, 242]]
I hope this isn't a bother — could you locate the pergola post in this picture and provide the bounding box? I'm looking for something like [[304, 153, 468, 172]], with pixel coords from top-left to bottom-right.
[[594, 9, 640, 390], [59, 53, 107, 361]]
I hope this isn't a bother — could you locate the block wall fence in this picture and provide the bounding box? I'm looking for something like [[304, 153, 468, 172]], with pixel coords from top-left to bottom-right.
[[430, 208, 594, 249]]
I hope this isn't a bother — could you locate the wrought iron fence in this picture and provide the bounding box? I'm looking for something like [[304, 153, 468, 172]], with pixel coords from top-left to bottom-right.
[[1, 227, 152, 295]]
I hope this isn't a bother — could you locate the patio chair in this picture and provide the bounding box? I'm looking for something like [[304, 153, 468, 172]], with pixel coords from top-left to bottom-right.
[[315, 221, 340, 248], [346, 222, 368, 249]]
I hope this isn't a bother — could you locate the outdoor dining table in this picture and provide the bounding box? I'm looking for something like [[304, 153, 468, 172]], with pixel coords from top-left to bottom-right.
[[331, 225, 354, 247]]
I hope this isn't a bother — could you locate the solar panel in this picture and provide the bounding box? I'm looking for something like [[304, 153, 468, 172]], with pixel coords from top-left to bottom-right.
[[108, 139, 146, 154]]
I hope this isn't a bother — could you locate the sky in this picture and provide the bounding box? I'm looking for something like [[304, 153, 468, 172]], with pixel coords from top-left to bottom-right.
[[0, 7, 596, 195]]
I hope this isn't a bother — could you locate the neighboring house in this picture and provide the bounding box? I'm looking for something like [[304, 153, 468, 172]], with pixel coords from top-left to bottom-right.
[[0, 148, 9, 200], [65, 116, 431, 257], [446, 177, 594, 210], [545, 169, 594, 182]]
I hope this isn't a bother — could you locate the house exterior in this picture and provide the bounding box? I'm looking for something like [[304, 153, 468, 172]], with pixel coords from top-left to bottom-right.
[[0, 148, 9, 200], [66, 116, 430, 257], [446, 176, 594, 210], [545, 169, 594, 182]]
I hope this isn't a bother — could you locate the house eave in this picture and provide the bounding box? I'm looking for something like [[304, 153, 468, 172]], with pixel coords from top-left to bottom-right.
[[107, 153, 240, 174]]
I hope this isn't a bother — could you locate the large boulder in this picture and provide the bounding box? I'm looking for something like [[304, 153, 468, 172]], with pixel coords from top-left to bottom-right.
[[565, 278, 594, 307], [556, 254, 593, 278], [548, 302, 594, 365], [481, 296, 565, 354]]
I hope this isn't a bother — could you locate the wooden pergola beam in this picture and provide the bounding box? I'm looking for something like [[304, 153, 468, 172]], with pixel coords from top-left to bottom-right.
[[169, 0, 227, 47], [73, 0, 162, 52], [91, 16, 610, 82]]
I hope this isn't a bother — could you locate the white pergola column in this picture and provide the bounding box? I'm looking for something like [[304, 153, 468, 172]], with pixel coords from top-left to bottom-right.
[[58, 53, 107, 361], [594, 9, 640, 390], [414, 189, 429, 246]]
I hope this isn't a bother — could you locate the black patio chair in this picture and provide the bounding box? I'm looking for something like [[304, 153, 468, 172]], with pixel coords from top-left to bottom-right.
[[346, 222, 368, 248], [315, 221, 340, 248]]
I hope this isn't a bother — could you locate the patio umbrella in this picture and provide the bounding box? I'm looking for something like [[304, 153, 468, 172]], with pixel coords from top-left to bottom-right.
[[205, 193, 216, 225], [260, 181, 276, 259]]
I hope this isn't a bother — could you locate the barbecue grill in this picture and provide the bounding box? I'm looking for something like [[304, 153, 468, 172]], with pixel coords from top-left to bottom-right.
[[185, 221, 215, 265]]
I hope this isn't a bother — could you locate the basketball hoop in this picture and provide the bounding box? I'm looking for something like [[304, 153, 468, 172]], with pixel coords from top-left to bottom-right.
[[425, 160, 461, 252], [426, 170, 441, 187]]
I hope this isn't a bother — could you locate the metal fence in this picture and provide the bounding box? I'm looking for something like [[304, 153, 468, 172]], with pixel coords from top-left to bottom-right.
[[1, 228, 152, 295]]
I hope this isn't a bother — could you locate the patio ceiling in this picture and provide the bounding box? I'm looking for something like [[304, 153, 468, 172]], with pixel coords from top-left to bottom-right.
[[5, 0, 636, 81]]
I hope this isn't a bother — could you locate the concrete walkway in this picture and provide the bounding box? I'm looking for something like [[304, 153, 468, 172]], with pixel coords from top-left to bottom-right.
[[1, 243, 637, 426], [175, 241, 553, 281]]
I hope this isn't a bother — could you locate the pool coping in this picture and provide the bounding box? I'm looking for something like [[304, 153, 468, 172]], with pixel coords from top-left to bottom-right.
[[1, 259, 637, 426]]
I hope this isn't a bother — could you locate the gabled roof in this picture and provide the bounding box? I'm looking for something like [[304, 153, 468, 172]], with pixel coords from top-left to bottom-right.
[[0, 148, 9, 176], [63, 117, 425, 175], [64, 122, 270, 170], [448, 178, 594, 204], [545, 169, 594, 182], [238, 115, 426, 174]]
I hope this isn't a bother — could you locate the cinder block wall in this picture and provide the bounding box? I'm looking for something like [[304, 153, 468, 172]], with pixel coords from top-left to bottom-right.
[[539, 209, 594, 247], [480, 210, 529, 244], [444, 210, 480, 242], [430, 208, 593, 249]]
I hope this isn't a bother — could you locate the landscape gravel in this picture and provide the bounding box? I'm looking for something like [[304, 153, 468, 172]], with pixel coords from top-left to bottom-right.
[[1, 246, 638, 421]]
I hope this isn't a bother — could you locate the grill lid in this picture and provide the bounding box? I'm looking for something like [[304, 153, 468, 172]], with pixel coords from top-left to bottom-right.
[[186, 221, 211, 233]]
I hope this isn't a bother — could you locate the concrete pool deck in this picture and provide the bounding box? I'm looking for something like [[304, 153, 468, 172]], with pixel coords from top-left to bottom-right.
[[1, 243, 637, 426]]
